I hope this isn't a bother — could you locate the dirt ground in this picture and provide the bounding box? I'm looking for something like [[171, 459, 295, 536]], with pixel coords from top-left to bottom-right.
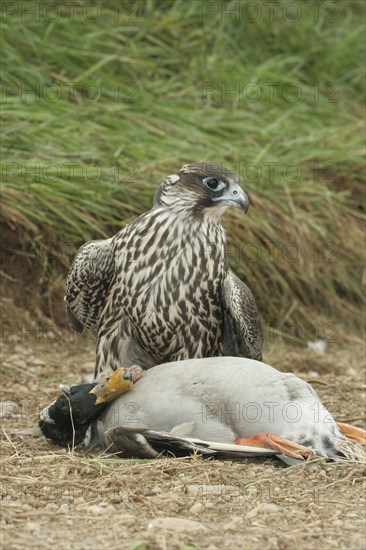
[[1, 299, 365, 550]]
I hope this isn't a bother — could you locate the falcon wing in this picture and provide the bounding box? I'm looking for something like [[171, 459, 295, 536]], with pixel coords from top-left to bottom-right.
[[65, 238, 115, 336], [221, 270, 263, 361]]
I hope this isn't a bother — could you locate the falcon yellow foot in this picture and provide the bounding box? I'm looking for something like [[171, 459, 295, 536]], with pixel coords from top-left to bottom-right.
[[235, 433, 313, 460], [337, 422, 366, 445], [90, 365, 142, 405]]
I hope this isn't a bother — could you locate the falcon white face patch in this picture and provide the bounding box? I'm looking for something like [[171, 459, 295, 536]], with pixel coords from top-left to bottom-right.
[[164, 174, 180, 184]]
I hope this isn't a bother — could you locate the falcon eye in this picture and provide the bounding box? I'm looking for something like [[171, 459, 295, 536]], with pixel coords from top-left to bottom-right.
[[206, 178, 219, 189], [203, 177, 226, 192]]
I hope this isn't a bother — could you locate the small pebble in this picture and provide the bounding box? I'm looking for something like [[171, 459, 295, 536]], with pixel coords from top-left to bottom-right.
[[189, 502, 204, 514], [148, 517, 208, 533], [45, 503, 59, 512], [14, 344, 27, 354], [25, 522, 41, 534], [258, 503, 281, 514], [12, 359, 27, 369], [245, 502, 281, 518], [150, 485, 164, 495], [29, 366, 41, 374], [59, 503, 69, 513], [88, 504, 107, 516], [111, 514, 136, 530]]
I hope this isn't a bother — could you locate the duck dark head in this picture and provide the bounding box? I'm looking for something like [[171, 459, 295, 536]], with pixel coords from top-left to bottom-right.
[[153, 161, 249, 218]]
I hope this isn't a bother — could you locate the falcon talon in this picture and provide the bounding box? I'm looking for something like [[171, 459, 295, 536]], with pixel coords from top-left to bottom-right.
[[90, 365, 142, 405]]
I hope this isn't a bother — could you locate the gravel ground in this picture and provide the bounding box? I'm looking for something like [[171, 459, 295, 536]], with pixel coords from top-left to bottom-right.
[[1, 302, 365, 550]]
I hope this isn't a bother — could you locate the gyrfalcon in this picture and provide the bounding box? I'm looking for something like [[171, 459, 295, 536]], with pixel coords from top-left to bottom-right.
[[65, 162, 263, 377]]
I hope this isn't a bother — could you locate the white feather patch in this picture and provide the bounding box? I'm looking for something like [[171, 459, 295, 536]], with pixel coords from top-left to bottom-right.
[[165, 174, 180, 184], [186, 437, 276, 455], [81, 425, 92, 446], [170, 422, 196, 437]]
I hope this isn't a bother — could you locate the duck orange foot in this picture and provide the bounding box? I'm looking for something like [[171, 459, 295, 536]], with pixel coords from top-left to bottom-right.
[[235, 433, 313, 460]]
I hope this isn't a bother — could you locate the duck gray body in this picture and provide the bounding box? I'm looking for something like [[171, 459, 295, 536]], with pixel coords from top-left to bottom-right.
[[92, 357, 344, 462], [65, 162, 263, 377]]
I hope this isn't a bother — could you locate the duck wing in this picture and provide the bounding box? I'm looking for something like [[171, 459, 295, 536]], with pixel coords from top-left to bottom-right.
[[104, 425, 295, 463]]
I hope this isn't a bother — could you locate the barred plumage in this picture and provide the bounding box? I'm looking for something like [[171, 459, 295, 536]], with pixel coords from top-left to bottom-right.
[[65, 162, 263, 377]]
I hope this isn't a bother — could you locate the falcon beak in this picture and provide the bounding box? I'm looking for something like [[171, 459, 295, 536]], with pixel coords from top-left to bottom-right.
[[218, 185, 249, 213]]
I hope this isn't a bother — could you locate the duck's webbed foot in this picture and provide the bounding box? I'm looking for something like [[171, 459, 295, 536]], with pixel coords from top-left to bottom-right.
[[235, 433, 313, 460], [337, 422, 366, 445]]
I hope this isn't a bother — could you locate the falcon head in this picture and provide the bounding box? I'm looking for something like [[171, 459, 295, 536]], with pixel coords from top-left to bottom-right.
[[153, 161, 249, 217]]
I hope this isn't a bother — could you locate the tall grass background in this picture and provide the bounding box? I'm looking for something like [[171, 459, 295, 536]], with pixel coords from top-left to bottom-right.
[[1, 0, 365, 339]]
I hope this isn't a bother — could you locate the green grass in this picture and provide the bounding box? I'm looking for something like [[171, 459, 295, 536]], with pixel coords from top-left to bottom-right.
[[1, 0, 365, 337]]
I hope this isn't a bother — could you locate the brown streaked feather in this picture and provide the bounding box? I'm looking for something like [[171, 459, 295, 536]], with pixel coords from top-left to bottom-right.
[[64, 238, 115, 336], [221, 270, 263, 361]]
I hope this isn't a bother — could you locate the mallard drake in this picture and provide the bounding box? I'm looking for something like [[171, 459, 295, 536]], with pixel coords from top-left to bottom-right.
[[89, 357, 365, 465], [40, 358, 365, 464]]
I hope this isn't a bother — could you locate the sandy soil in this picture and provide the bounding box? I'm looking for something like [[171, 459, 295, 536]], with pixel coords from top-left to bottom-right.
[[1, 302, 365, 550]]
